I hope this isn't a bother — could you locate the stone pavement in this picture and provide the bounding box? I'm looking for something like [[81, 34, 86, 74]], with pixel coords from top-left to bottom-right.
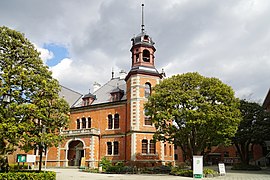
[[49, 167, 270, 180]]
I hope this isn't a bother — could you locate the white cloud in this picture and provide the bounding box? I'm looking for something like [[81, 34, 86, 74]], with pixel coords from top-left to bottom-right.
[[1, 0, 270, 102], [35, 45, 54, 64]]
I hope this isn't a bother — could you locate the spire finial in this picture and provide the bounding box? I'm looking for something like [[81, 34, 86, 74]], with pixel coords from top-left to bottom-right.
[[141, 3, 145, 33], [112, 67, 114, 79]]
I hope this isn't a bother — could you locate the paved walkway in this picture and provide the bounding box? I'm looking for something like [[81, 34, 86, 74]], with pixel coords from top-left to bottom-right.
[[50, 167, 270, 180]]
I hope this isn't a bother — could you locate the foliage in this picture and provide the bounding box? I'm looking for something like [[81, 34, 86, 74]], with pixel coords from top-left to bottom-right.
[[0, 171, 56, 180], [9, 164, 28, 171], [145, 72, 241, 162], [142, 165, 172, 174], [170, 167, 218, 177], [99, 157, 112, 171], [232, 100, 270, 165], [0, 26, 70, 172], [231, 163, 261, 171]]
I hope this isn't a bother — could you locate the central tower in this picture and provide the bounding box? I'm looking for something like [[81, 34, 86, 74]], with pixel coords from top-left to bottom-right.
[[125, 4, 168, 166]]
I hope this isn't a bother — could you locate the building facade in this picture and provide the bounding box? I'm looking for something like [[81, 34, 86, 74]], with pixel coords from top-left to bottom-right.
[[41, 27, 175, 168]]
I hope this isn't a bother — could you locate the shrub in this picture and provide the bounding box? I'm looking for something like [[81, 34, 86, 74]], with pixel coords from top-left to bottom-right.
[[0, 171, 56, 180], [231, 163, 261, 171], [9, 164, 29, 171], [203, 168, 218, 177], [99, 157, 112, 171]]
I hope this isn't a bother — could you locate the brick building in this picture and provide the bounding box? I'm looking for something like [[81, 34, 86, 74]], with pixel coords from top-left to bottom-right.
[[38, 23, 175, 168]]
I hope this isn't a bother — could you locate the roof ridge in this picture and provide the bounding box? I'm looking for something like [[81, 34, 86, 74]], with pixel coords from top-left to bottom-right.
[[60, 85, 83, 96]]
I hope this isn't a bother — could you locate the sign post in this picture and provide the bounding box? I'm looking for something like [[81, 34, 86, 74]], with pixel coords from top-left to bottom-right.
[[218, 163, 226, 176], [193, 156, 203, 179]]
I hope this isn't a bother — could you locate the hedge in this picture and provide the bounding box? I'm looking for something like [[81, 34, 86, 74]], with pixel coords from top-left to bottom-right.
[[0, 171, 56, 180]]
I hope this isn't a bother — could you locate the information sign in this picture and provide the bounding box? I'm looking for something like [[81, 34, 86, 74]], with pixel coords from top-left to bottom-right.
[[17, 154, 27, 163], [193, 156, 203, 178], [218, 163, 226, 176]]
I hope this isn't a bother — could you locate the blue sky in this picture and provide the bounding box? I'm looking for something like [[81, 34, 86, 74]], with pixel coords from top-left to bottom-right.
[[44, 44, 69, 67]]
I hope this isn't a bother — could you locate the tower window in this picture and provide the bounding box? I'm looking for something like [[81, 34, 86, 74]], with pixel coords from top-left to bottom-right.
[[142, 140, 148, 154], [150, 140, 156, 154], [144, 109, 152, 126], [143, 49, 150, 62], [145, 83, 151, 98]]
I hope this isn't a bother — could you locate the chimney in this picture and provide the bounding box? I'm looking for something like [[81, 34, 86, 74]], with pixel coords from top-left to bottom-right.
[[93, 82, 101, 92], [119, 70, 127, 79]]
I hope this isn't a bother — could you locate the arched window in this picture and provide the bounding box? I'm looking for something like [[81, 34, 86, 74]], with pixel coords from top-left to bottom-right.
[[142, 140, 148, 154], [114, 114, 119, 129], [145, 83, 151, 98], [88, 117, 91, 128], [108, 115, 113, 129], [142, 49, 150, 62], [164, 144, 167, 156], [82, 117, 86, 129], [76, 119, 80, 129]]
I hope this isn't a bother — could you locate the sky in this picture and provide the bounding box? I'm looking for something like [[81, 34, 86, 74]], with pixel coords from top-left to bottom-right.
[[1, 0, 270, 103]]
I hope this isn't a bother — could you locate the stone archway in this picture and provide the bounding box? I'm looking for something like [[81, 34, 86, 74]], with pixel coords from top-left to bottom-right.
[[67, 140, 84, 166]]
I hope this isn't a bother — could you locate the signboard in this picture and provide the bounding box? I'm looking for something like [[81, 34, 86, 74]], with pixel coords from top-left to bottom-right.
[[218, 163, 226, 176], [17, 154, 27, 163], [26, 155, 36, 163], [193, 156, 203, 178]]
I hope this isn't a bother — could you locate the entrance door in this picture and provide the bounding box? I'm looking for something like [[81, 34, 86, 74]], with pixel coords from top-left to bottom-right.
[[67, 140, 84, 166]]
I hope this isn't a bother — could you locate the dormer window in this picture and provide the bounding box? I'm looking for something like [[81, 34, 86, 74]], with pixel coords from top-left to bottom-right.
[[110, 88, 124, 102], [143, 35, 150, 42], [82, 93, 96, 106], [143, 49, 150, 62]]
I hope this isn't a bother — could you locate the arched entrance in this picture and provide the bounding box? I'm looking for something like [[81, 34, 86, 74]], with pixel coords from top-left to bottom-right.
[[67, 140, 84, 166]]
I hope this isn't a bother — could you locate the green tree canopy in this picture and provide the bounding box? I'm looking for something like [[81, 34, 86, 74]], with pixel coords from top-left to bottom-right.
[[0, 26, 69, 171], [145, 72, 241, 162], [232, 99, 270, 165]]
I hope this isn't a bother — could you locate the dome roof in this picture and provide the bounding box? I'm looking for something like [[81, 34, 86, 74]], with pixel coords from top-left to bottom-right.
[[131, 32, 155, 47]]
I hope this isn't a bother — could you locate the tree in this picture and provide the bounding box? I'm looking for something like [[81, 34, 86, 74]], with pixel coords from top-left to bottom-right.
[[0, 26, 69, 172], [232, 100, 270, 165], [145, 72, 241, 164]]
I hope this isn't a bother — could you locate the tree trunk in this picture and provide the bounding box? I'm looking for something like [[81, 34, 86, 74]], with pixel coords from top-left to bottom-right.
[[38, 145, 43, 172]]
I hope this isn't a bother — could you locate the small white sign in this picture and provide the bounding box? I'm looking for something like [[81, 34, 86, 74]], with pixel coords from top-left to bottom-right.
[[193, 156, 203, 178], [26, 155, 36, 163], [218, 163, 226, 176]]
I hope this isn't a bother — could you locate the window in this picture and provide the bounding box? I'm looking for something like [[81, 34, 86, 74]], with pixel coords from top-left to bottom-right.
[[149, 140, 156, 154], [107, 142, 112, 155], [174, 154, 178, 160], [88, 117, 91, 128], [145, 83, 151, 98], [114, 114, 119, 129], [142, 140, 148, 154], [108, 115, 113, 129], [143, 49, 150, 62], [82, 118, 86, 129], [107, 114, 120, 129], [169, 145, 172, 156], [164, 144, 167, 156], [113, 142, 119, 155], [107, 141, 119, 156], [76, 119, 80, 129], [144, 109, 152, 126]]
